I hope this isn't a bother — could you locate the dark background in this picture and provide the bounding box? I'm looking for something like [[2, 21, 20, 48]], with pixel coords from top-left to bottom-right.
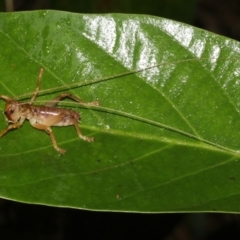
[[1, 0, 240, 239]]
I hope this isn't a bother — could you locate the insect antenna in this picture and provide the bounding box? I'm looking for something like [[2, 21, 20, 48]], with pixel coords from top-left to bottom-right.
[[14, 56, 239, 102]]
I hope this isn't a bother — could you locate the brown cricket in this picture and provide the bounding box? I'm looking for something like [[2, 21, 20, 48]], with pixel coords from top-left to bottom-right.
[[0, 68, 99, 154]]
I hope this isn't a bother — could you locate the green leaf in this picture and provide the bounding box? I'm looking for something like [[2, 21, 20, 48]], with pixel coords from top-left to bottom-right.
[[0, 10, 240, 213]]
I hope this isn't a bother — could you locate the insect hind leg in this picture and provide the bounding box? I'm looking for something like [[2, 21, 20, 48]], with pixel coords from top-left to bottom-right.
[[45, 93, 99, 107]]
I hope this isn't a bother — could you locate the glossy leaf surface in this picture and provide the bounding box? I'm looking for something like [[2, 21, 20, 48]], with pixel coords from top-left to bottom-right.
[[0, 11, 240, 212]]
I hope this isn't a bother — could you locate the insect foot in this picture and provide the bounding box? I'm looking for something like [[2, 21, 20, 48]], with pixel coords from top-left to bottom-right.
[[82, 136, 94, 142], [0, 68, 99, 154]]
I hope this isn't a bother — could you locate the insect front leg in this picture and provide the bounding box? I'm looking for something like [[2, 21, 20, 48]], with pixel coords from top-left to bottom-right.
[[0, 117, 25, 138], [29, 121, 66, 154], [44, 93, 99, 107], [29, 67, 44, 104]]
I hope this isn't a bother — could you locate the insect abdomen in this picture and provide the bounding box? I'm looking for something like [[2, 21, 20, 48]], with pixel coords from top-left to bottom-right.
[[28, 105, 80, 126]]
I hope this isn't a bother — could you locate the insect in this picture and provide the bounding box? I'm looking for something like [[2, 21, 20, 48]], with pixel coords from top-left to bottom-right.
[[0, 68, 99, 154]]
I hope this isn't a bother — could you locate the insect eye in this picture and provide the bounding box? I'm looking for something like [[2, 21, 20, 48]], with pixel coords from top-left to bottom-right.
[[9, 109, 14, 114]]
